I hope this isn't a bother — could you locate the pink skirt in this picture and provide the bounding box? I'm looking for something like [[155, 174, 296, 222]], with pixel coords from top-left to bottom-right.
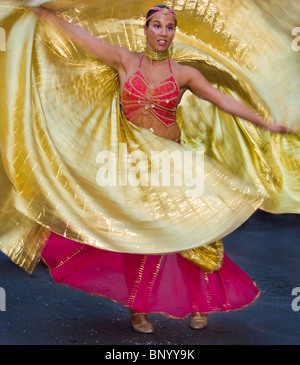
[[42, 232, 260, 318]]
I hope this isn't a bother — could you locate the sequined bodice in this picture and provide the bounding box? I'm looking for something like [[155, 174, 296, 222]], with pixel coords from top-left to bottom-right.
[[120, 55, 179, 127]]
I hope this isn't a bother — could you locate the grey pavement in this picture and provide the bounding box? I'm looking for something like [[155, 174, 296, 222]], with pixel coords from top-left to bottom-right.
[[0, 210, 299, 348]]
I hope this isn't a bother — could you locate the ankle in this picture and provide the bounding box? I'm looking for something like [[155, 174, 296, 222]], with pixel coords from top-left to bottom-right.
[[191, 312, 207, 317]]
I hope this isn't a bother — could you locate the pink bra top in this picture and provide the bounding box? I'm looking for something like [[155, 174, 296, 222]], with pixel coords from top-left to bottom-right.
[[120, 55, 179, 127]]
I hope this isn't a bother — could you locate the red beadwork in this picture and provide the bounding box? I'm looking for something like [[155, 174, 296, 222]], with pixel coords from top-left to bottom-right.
[[120, 57, 179, 127]]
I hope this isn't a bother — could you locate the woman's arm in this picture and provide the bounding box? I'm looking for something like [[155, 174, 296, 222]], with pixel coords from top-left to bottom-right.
[[31, 7, 130, 71], [184, 66, 290, 133]]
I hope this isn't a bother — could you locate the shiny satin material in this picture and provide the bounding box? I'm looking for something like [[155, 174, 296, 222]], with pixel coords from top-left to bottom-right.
[[181, 240, 224, 273], [120, 56, 179, 126], [0, 0, 299, 273]]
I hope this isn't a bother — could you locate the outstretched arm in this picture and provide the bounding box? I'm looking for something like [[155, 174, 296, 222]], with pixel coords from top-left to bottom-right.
[[185, 66, 290, 133], [30, 7, 130, 71]]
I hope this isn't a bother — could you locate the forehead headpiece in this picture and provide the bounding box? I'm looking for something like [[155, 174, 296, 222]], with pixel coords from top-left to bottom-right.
[[145, 7, 176, 23]]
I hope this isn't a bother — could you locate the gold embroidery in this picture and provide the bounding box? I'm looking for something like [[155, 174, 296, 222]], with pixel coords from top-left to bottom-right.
[[204, 273, 213, 307], [128, 255, 147, 306], [50, 246, 86, 271], [146, 256, 164, 307]]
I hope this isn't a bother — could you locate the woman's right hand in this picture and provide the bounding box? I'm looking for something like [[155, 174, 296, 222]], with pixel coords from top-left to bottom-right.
[[24, 3, 131, 72]]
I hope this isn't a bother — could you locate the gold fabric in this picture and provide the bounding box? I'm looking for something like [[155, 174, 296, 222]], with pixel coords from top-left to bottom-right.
[[0, 0, 299, 273], [181, 240, 224, 273], [144, 47, 170, 61]]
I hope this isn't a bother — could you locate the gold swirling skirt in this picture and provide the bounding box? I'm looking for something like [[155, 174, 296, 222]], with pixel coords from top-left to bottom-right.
[[0, 0, 299, 273]]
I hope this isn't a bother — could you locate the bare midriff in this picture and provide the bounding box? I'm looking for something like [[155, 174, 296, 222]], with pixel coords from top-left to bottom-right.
[[120, 55, 182, 142], [130, 114, 181, 142]]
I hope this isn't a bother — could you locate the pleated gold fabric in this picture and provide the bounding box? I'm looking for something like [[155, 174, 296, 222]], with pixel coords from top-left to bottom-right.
[[0, 0, 299, 272], [180, 239, 224, 273]]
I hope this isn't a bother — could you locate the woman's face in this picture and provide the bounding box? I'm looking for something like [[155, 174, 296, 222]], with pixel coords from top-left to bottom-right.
[[144, 13, 176, 53]]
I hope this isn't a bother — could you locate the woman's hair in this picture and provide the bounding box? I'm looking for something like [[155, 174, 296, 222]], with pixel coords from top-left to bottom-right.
[[145, 5, 177, 27]]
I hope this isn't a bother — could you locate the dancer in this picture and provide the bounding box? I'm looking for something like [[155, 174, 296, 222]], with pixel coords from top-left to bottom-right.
[[29, 4, 287, 333], [0, 2, 296, 335]]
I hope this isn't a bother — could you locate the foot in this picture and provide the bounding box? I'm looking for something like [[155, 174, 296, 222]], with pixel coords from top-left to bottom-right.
[[130, 310, 154, 334], [189, 312, 208, 330]]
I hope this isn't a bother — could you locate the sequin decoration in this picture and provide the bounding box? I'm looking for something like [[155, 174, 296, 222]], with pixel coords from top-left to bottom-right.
[[120, 56, 179, 126]]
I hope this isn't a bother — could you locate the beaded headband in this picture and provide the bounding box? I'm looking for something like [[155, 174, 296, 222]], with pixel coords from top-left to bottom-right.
[[145, 7, 176, 23]]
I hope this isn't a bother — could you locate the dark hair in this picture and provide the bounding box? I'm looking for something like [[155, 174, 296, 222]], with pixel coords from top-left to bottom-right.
[[145, 5, 177, 27]]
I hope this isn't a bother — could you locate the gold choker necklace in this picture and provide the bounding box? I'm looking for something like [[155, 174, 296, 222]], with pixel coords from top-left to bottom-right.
[[144, 48, 169, 61]]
